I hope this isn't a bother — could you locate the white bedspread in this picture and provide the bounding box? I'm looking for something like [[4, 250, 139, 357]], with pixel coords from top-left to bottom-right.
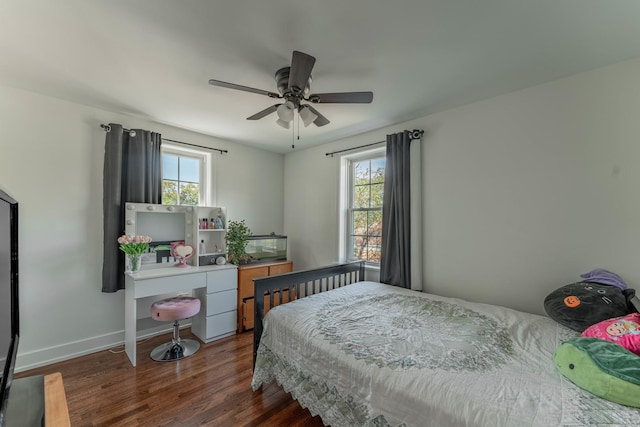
[[251, 281, 640, 426]]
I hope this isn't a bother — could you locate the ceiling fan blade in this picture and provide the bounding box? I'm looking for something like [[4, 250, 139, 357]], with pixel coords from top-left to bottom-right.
[[307, 91, 373, 103], [304, 105, 330, 127], [288, 51, 316, 93], [208, 79, 281, 98], [247, 104, 281, 120]]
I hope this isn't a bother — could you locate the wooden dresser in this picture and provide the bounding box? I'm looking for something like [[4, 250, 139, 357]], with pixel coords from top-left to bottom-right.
[[237, 260, 293, 332]]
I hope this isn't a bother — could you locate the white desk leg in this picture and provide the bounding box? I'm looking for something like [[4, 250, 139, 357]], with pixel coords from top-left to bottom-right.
[[124, 282, 136, 367]]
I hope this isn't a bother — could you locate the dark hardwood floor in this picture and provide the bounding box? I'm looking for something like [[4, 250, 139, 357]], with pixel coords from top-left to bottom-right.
[[16, 330, 325, 427]]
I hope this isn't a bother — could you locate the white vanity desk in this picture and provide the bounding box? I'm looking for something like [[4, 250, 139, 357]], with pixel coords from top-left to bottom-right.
[[125, 264, 237, 367]]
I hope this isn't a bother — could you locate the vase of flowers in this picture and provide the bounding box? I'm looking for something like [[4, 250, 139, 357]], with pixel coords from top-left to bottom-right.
[[118, 234, 152, 273]]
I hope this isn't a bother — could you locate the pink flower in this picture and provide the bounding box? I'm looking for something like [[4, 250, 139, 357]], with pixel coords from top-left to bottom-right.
[[133, 235, 152, 244], [117, 234, 152, 255], [117, 235, 132, 244]]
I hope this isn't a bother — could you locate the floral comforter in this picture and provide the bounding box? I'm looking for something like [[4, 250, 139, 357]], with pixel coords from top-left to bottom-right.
[[251, 281, 640, 426]]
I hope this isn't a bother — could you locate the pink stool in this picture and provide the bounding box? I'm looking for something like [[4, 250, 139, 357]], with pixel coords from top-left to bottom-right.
[[150, 296, 201, 362]]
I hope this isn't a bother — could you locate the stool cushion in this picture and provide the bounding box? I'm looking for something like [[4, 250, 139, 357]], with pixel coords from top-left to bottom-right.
[[151, 297, 201, 322]]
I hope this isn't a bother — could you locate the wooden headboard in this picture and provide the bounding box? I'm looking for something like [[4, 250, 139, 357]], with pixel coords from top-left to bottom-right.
[[252, 261, 365, 367]]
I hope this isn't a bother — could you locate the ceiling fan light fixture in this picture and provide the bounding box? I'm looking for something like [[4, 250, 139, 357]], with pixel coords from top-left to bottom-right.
[[299, 105, 318, 127], [276, 118, 290, 129], [276, 101, 295, 122]]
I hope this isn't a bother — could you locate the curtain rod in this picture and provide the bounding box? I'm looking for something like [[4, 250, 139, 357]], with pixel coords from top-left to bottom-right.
[[100, 124, 228, 155], [325, 129, 424, 157], [162, 137, 228, 155], [325, 140, 385, 157]]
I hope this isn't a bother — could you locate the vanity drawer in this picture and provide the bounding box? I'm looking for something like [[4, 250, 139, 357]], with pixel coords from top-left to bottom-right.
[[205, 289, 237, 316], [134, 272, 206, 298], [206, 268, 237, 293], [204, 311, 237, 340]]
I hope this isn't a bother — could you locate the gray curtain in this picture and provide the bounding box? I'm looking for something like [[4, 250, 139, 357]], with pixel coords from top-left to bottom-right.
[[379, 131, 412, 288], [102, 124, 162, 292]]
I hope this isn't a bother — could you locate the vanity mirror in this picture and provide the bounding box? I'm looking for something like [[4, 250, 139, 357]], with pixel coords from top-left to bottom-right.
[[124, 203, 227, 268], [124, 203, 196, 267]]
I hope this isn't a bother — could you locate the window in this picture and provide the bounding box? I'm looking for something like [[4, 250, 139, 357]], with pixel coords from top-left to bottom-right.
[[344, 150, 386, 264], [161, 144, 211, 206]]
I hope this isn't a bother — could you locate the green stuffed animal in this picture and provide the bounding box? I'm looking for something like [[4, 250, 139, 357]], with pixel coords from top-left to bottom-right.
[[554, 337, 640, 408]]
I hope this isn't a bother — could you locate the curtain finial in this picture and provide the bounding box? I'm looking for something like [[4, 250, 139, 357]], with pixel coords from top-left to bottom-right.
[[409, 129, 424, 140]]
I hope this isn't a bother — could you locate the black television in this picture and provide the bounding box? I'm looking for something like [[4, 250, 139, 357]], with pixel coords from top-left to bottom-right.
[[0, 188, 18, 426]]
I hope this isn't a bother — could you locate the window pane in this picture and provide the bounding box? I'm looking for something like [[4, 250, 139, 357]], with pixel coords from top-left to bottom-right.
[[370, 183, 384, 208], [367, 236, 382, 263], [370, 158, 385, 183], [353, 185, 370, 208], [179, 157, 200, 183], [350, 235, 357, 259], [351, 235, 368, 261], [163, 154, 179, 181], [162, 181, 178, 205], [368, 236, 382, 248], [354, 160, 369, 182], [179, 182, 199, 205], [368, 210, 383, 236], [352, 210, 368, 236]]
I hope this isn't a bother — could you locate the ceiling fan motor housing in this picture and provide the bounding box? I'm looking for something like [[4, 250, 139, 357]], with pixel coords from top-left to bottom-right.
[[275, 67, 311, 102]]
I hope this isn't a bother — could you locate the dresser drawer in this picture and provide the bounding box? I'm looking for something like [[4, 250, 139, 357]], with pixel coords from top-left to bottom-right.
[[206, 268, 237, 293], [205, 289, 237, 316], [204, 311, 237, 340], [238, 266, 269, 300], [241, 288, 295, 330], [269, 262, 292, 275]]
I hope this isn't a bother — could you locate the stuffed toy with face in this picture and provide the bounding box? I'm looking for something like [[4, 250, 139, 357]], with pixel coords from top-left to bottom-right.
[[554, 337, 640, 408], [544, 281, 636, 332]]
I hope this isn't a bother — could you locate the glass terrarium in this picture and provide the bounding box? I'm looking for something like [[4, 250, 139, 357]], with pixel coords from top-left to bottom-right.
[[245, 235, 287, 262]]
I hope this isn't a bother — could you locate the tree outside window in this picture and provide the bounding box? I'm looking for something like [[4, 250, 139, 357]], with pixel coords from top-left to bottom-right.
[[349, 156, 385, 264], [162, 153, 201, 205]]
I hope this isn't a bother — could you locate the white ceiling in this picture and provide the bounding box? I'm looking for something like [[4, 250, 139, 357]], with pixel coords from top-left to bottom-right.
[[1, 0, 640, 153]]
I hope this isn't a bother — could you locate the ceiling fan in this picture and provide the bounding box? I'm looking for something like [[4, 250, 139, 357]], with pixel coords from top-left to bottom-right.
[[208, 51, 373, 129]]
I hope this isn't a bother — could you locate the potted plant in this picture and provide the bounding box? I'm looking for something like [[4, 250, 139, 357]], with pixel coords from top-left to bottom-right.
[[225, 219, 252, 265]]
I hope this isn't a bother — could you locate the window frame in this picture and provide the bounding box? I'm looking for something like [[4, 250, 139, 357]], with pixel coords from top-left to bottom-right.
[[339, 147, 386, 267], [161, 142, 214, 206]]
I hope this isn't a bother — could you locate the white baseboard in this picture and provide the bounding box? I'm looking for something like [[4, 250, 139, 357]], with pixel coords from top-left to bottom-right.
[[15, 322, 192, 372]]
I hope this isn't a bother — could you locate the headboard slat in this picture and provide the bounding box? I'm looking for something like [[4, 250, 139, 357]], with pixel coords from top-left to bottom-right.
[[252, 261, 365, 368]]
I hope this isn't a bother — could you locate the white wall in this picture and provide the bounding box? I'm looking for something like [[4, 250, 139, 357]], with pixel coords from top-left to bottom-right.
[[6, 55, 640, 370], [284, 57, 640, 316], [0, 85, 284, 370]]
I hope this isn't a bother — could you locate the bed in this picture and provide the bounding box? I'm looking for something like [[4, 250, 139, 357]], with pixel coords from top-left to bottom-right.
[[250, 262, 640, 426]]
